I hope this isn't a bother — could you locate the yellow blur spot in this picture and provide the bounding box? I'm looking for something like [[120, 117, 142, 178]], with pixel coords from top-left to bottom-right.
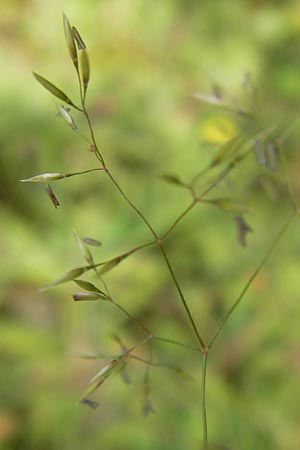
[[201, 116, 237, 144], [285, 5, 300, 32]]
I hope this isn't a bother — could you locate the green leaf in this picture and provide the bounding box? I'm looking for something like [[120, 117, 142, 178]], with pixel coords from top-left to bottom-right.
[[170, 366, 194, 381], [74, 279, 109, 298], [33, 72, 76, 106], [99, 257, 122, 275], [204, 198, 247, 214], [41, 267, 87, 290], [63, 13, 78, 68], [160, 173, 185, 187], [74, 279, 99, 291], [80, 354, 127, 400]]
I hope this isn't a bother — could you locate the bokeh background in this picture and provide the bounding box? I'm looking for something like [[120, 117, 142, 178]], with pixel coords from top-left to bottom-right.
[[1, 1, 300, 449]]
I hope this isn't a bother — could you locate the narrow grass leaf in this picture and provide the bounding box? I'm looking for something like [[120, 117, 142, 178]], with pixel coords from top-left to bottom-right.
[[99, 257, 122, 275], [80, 354, 127, 400], [41, 267, 87, 290], [73, 279, 109, 298], [63, 13, 78, 69], [170, 366, 194, 381], [74, 279, 99, 292], [33, 72, 76, 106], [204, 198, 247, 214], [160, 173, 185, 187]]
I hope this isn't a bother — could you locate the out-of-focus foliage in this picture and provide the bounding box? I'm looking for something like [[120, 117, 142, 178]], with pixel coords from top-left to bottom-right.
[[1, 1, 300, 449]]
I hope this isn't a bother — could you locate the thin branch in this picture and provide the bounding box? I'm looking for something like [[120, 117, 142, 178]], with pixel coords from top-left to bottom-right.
[[110, 300, 152, 335], [153, 336, 201, 352], [209, 212, 294, 349], [91, 240, 156, 269], [162, 164, 235, 241], [158, 243, 206, 350], [80, 102, 206, 350], [130, 354, 191, 374], [162, 199, 197, 241]]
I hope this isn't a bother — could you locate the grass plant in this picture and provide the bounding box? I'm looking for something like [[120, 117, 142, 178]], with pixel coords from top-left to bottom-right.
[[21, 14, 298, 450]]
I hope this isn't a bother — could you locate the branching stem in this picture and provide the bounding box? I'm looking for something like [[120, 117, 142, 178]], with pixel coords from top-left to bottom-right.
[[81, 102, 206, 349]]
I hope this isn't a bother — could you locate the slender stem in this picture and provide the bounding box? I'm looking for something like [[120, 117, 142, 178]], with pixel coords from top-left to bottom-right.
[[82, 108, 104, 165], [110, 300, 152, 335], [277, 116, 300, 146], [158, 243, 206, 350], [197, 163, 234, 200], [128, 335, 154, 353], [145, 344, 152, 381], [91, 260, 153, 336], [82, 105, 157, 237], [162, 199, 197, 240], [153, 336, 200, 352], [162, 164, 235, 241], [91, 240, 156, 269], [81, 103, 206, 349], [130, 354, 191, 373], [209, 212, 294, 349], [105, 169, 158, 238], [66, 167, 104, 177], [201, 351, 208, 450], [190, 166, 210, 188], [72, 104, 84, 113]]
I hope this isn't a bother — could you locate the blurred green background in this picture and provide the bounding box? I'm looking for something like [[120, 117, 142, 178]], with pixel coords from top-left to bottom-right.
[[1, 1, 300, 449]]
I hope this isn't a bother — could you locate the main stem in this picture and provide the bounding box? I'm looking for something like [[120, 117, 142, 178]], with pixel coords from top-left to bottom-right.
[[201, 351, 208, 450], [80, 103, 208, 448]]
